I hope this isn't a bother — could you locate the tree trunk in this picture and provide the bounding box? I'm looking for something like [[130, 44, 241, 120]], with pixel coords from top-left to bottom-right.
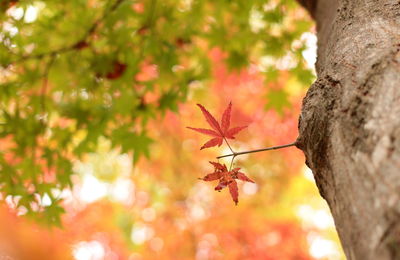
[[296, 0, 400, 259]]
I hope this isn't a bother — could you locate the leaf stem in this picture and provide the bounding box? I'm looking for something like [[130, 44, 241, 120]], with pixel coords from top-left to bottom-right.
[[216, 142, 297, 159], [223, 137, 235, 154], [228, 154, 236, 171]]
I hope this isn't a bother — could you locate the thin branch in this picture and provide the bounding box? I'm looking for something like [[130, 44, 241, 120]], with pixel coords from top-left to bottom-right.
[[216, 142, 297, 159], [40, 54, 56, 113]]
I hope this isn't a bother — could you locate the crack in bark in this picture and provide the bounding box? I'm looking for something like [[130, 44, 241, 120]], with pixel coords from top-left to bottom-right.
[[378, 210, 400, 259], [341, 46, 400, 154]]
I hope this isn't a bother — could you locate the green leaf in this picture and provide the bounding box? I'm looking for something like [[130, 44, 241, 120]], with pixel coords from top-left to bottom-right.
[[265, 89, 291, 115], [112, 127, 153, 164]]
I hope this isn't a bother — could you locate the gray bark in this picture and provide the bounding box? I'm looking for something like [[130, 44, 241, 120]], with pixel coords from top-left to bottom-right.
[[296, 0, 400, 259]]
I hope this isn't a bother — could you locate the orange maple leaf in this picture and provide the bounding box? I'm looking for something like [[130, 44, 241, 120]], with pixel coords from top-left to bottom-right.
[[200, 162, 255, 205], [187, 102, 247, 149]]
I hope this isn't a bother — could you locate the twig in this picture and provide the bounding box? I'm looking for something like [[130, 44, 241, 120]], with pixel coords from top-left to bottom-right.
[[217, 142, 297, 159], [40, 54, 56, 113]]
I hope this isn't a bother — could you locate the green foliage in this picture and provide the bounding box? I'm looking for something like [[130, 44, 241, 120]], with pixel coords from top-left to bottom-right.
[[265, 89, 291, 115], [0, 0, 313, 223]]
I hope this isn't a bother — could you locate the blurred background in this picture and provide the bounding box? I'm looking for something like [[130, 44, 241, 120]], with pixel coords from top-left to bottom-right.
[[0, 0, 345, 259]]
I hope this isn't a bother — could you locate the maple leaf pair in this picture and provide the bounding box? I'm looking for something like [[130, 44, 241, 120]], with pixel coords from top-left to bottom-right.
[[200, 161, 254, 205], [188, 102, 253, 205], [187, 102, 247, 149]]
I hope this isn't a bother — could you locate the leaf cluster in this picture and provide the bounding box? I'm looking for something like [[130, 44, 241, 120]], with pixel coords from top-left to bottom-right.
[[188, 102, 252, 204], [0, 0, 313, 223]]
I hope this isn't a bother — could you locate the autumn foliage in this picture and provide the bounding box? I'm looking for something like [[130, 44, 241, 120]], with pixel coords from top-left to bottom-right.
[[0, 0, 345, 259], [187, 103, 247, 149], [199, 161, 254, 205], [188, 102, 257, 205]]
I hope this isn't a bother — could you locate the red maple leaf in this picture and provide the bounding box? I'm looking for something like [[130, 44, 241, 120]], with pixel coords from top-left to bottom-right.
[[200, 162, 255, 205], [187, 102, 247, 149]]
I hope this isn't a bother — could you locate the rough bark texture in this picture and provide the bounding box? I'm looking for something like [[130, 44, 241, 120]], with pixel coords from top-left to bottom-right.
[[296, 0, 400, 259]]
